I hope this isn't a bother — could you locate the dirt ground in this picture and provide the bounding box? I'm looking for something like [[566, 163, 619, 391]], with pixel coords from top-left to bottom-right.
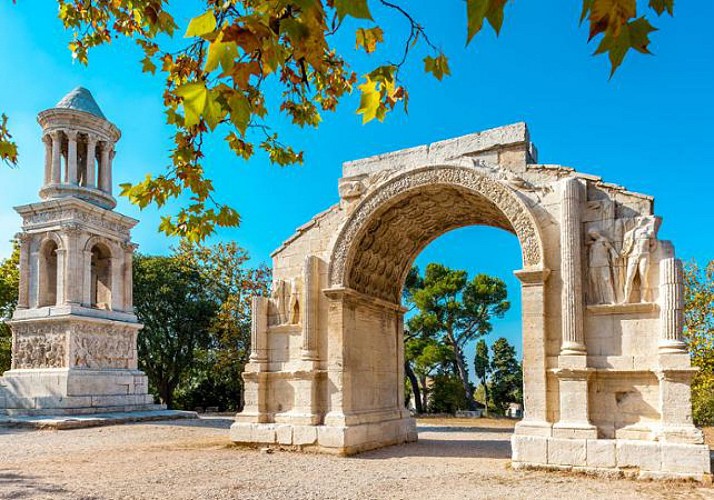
[[1, 416, 713, 500]]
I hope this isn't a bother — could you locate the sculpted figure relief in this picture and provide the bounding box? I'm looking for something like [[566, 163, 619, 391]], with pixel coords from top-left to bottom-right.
[[270, 279, 300, 326], [14, 335, 66, 369], [621, 216, 658, 303], [586, 229, 619, 304], [288, 278, 300, 325]]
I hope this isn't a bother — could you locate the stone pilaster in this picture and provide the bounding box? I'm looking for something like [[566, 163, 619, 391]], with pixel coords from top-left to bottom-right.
[[559, 177, 585, 356], [123, 243, 135, 310], [62, 223, 82, 305], [301, 255, 320, 361], [16, 233, 30, 310], [81, 249, 92, 307], [514, 267, 553, 436]]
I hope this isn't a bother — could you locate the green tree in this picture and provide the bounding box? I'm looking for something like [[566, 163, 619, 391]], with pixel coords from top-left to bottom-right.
[[489, 337, 522, 414], [405, 263, 509, 410], [427, 374, 469, 414], [0, 239, 20, 372], [474, 338, 490, 414], [405, 336, 453, 413], [133, 253, 218, 408], [2, 1, 676, 239], [683, 260, 714, 426], [174, 241, 271, 411]]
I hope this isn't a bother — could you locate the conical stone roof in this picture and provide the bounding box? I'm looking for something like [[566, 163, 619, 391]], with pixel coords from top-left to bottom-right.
[[55, 87, 106, 119]]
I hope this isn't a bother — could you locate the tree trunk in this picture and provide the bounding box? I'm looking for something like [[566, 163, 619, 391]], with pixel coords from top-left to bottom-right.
[[404, 361, 422, 414], [454, 346, 475, 410], [481, 376, 489, 416], [420, 375, 429, 412]]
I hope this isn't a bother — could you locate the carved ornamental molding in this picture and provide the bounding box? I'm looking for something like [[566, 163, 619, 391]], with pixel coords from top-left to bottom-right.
[[328, 166, 544, 300]]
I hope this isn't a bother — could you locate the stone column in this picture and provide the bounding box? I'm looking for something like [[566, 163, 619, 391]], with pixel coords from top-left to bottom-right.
[[42, 135, 52, 185], [235, 296, 270, 424], [659, 258, 687, 353], [16, 233, 31, 309], [99, 142, 113, 193], [513, 267, 552, 436], [301, 255, 320, 361], [85, 134, 98, 189], [50, 130, 62, 184], [66, 130, 79, 185], [560, 177, 586, 356]]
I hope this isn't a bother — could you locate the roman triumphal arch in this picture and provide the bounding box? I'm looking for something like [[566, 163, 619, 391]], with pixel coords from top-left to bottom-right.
[[230, 123, 710, 480]]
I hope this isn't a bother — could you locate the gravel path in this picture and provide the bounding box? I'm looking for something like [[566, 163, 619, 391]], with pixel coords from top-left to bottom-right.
[[1, 417, 712, 500]]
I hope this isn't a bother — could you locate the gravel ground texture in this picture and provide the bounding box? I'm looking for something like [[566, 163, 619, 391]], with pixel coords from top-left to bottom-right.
[[1, 416, 713, 500]]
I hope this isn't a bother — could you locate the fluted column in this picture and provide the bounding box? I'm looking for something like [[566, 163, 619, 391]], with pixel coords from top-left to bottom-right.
[[249, 296, 269, 364], [62, 224, 82, 305], [66, 130, 79, 185], [50, 130, 62, 184], [85, 134, 98, 189], [99, 142, 113, 193], [659, 258, 687, 353], [301, 255, 320, 361], [42, 135, 52, 185], [560, 177, 586, 356]]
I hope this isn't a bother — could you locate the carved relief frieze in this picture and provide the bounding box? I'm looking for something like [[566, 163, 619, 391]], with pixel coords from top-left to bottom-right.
[[71, 328, 135, 369], [13, 333, 67, 369]]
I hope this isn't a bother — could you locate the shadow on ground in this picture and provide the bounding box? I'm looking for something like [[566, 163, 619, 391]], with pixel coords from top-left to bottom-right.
[[0, 472, 77, 500], [360, 437, 512, 460], [141, 416, 235, 430], [417, 425, 514, 434]]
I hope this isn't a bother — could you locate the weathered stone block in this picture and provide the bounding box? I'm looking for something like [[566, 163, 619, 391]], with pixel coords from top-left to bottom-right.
[[660, 443, 711, 474], [616, 440, 661, 471], [586, 439, 616, 468], [511, 435, 548, 464], [548, 438, 586, 466]]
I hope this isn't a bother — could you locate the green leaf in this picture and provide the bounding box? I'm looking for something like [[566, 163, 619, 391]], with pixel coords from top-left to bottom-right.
[[334, 0, 372, 21], [205, 33, 238, 73], [356, 79, 380, 124], [424, 54, 451, 81], [594, 17, 656, 77], [141, 56, 157, 74], [466, 0, 490, 44], [203, 90, 226, 131], [228, 93, 251, 136], [649, 0, 674, 16], [184, 10, 217, 38], [356, 26, 384, 54], [175, 82, 208, 128]]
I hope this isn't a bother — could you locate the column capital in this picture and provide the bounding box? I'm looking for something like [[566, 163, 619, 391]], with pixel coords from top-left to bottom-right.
[[100, 141, 115, 153], [48, 129, 63, 140], [65, 129, 79, 140]]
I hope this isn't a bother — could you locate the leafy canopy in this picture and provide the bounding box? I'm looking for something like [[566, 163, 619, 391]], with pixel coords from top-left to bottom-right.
[[0, 1, 675, 241]]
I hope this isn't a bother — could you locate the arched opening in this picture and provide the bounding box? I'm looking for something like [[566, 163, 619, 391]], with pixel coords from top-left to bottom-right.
[[325, 167, 547, 453], [90, 243, 112, 309], [403, 225, 522, 456], [38, 239, 59, 307]]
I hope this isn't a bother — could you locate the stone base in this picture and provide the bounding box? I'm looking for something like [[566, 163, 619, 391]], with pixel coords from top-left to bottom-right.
[[229, 416, 418, 455], [511, 434, 712, 481], [0, 409, 196, 429], [0, 368, 159, 415]]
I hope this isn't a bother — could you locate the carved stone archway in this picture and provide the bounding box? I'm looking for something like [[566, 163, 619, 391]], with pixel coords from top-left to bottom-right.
[[231, 123, 710, 480]]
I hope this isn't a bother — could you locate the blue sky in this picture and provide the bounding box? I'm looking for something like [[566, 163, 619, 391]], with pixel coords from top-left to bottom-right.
[[1, 1, 713, 361]]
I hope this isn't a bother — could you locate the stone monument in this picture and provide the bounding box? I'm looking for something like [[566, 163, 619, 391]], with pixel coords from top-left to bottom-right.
[[0, 87, 160, 415], [230, 123, 710, 480]]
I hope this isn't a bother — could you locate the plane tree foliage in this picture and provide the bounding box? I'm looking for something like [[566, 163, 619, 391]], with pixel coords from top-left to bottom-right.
[[0, 240, 19, 372], [1, 0, 676, 241], [683, 260, 714, 426]]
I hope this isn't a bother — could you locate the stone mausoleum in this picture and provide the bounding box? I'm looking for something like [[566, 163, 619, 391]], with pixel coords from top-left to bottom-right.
[[230, 123, 711, 480], [0, 88, 159, 415]]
